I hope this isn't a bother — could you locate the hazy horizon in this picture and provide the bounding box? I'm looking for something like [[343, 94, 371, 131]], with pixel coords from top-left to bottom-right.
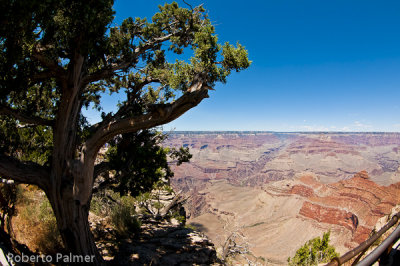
[[164, 130, 400, 134]]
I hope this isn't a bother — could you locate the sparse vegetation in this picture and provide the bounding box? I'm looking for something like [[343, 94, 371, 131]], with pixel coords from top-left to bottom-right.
[[110, 201, 141, 238], [288, 231, 339, 266], [171, 209, 186, 224], [13, 186, 63, 254], [185, 224, 197, 230], [246, 221, 265, 228], [90, 193, 110, 217], [258, 256, 266, 262]]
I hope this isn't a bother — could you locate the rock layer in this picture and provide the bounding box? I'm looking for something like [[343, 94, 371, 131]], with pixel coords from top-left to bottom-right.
[[290, 172, 400, 247]]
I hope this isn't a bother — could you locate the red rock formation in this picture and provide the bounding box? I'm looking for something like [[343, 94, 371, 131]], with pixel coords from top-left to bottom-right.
[[290, 185, 315, 197], [351, 226, 372, 247], [299, 202, 359, 232], [353, 170, 369, 179], [291, 171, 400, 247]]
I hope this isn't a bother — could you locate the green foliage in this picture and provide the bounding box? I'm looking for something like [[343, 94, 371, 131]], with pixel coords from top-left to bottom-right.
[[90, 189, 142, 238], [0, 118, 52, 165], [247, 222, 265, 228], [184, 224, 197, 230], [110, 196, 141, 238], [171, 210, 186, 224], [1, 0, 250, 141], [35, 209, 63, 254], [90, 193, 110, 217], [135, 191, 152, 214], [105, 129, 191, 197], [1, 0, 248, 194], [135, 180, 167, 215], [169, 146, 192, 166], [288, 231, 339, 266]]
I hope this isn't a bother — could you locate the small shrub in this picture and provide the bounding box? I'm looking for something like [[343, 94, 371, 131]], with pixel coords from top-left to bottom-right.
[[110, 197, 141, 237], [247, 222, 265, 228], [288, 231, 339, 266], [258, 256, 266, 262], [171, 210, 185, 224], [36, 216, 63, 254], [90, 193, 112, 217], [184, 224, 197, 230], [164, 185, 174, 194]]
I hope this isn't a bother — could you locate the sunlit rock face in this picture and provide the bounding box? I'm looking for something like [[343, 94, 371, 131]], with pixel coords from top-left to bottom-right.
[[163, 132, 400, 264], [291, 172, 400, 248]]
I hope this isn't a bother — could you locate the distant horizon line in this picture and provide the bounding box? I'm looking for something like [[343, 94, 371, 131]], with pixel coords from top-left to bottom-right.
[[164, 130, 400, 134]]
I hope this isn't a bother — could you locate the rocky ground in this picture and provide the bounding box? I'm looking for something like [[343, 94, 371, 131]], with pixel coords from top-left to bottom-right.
[[89, 187, 221, 266], [90, 217, 220, 265], [1, 186, 221, 266]]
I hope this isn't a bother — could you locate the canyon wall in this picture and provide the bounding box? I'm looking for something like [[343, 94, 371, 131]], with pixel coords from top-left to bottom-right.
[[163, 132, 400, 264]]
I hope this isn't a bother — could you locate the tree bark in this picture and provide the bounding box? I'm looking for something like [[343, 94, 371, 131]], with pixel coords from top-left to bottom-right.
[[46, 178, 104, 265], [47, 67, 104, 264]]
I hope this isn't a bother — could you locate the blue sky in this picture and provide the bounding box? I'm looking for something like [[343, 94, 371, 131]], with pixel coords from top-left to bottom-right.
[[84, 0, 400, 132]]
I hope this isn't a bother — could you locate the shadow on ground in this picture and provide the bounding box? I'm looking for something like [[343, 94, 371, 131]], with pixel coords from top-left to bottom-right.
[[96, 220, 219, 265]]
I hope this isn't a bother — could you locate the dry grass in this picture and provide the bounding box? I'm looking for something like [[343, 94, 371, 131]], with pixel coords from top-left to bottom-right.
[[11, 185, 64, 254]]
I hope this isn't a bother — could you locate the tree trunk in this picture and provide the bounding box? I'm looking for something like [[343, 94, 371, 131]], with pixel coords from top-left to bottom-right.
[[47, 181, 104, 265]]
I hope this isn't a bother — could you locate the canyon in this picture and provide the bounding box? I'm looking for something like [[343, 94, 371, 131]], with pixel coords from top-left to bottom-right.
[[164, 132, 400, 264]]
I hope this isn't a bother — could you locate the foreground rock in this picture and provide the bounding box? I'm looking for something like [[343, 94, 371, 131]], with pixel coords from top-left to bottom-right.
[[111, 220, 219, 265], [89, 185, 220, 266], [90, 217, 220, 266]]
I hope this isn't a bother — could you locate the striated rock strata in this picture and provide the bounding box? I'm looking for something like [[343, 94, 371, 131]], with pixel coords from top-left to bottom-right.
[[290, 171, 400, 248]]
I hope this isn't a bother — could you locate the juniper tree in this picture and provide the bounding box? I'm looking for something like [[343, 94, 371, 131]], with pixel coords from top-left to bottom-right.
[[0, 0, 250, 264], [95, 129, 192, 196]]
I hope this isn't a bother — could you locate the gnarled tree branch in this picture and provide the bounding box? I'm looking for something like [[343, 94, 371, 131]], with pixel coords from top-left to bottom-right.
[[82, 32, 184, 85], [32, 48, 67, 81], [31, 71, 56, 83], [84, 82, 210, 157], [0, 154, 49, 190], [0, 105, 54, 127], [93, 161, 110, 180], [81, 61, 132, 86]]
